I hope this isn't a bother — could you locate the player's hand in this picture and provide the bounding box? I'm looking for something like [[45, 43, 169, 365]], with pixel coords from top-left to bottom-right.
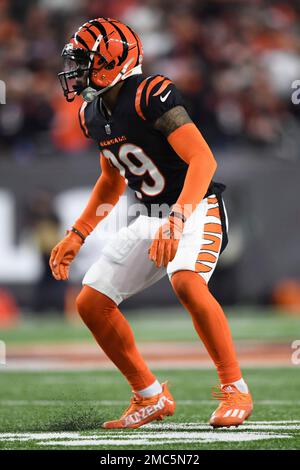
[[149, 215, 184, 268], [49, 231, 84, 281]]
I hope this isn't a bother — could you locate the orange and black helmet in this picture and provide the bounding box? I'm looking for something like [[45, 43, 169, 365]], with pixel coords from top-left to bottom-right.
[[58, 17, 143, 102]]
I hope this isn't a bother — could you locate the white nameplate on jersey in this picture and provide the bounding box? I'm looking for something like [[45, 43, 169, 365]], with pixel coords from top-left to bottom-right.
[[160, 90, 171, 102]]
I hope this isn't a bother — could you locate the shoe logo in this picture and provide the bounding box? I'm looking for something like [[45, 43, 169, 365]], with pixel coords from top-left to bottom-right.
[[160, 90, 172, 102], [124, 396, 172, 426], [223, 408, 245, 419]]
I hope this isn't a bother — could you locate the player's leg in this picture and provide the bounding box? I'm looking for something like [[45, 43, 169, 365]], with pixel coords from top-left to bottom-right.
[[167, 195, 253, 427], [76, 286, 156, 391], [171, 271, 242, 384], [77, 216, 175, 428]]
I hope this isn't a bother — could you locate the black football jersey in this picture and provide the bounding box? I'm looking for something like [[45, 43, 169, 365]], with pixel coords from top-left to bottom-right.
[[79, 74, 221, 212]]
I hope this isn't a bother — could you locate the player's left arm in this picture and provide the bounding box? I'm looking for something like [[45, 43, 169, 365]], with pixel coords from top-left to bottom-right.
[[149, 105, 217, 268], [136, 76, 217, 217], [154, 105, 217, 218], [136, 76, 217, 267]]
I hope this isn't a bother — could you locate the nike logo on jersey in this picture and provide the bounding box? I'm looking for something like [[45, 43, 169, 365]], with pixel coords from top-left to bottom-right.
[[160, 90, 172, 102]]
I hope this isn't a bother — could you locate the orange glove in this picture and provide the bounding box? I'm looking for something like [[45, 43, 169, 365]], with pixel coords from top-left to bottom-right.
[[49, 229, 84, 281], [149, 210, 185, 268]]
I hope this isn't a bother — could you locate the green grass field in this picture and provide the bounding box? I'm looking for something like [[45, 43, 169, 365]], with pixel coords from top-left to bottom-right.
[[0, 308, 300, 450], [0, 368, 300, 450]]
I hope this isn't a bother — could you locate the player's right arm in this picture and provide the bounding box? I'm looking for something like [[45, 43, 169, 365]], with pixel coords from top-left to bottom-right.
[[49, 154, 126, 281]]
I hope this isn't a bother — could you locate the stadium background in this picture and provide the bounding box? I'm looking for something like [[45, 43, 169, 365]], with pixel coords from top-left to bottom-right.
[[0, 0, 300, 450]]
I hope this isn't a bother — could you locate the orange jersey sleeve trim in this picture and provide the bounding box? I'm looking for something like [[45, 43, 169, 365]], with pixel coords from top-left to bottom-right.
[[135, 78, 149, 120], [145, 76, 164, 105], [79, 102, 89, 138], [153, 79, 172, 97], [135, 76, 172, 119], [167, 123, 217, 218], [74, 154, 126, 238]]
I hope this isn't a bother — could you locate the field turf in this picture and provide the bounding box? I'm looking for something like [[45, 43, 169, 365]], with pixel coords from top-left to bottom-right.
[[0, 368, 300, 450], [0, 308, 299, 450]]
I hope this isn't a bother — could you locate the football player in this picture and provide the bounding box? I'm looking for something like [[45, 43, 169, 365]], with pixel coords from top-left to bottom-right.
[[50, 18, 253, 429]]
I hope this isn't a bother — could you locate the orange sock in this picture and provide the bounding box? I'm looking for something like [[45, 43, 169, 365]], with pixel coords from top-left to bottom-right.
[[171, 270, 242, 384], [76, 286, 156, 391]]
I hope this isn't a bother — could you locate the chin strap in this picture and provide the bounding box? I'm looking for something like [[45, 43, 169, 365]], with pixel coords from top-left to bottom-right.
[[81, 61, 142, 103]]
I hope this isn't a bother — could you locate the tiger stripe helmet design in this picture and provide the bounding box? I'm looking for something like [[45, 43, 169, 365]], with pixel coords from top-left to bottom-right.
[[58, 18, 143, 102]]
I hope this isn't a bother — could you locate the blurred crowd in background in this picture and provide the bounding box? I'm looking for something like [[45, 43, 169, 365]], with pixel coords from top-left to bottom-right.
[[1, 0, 300, 317], [1, 0, 300, 160]]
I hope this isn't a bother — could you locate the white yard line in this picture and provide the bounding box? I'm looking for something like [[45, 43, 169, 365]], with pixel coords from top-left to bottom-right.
[[0, 423, 297, 447], [39, 433, 290, 446], [0, 422, 299, 438], [0, 431, 291, 446]]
